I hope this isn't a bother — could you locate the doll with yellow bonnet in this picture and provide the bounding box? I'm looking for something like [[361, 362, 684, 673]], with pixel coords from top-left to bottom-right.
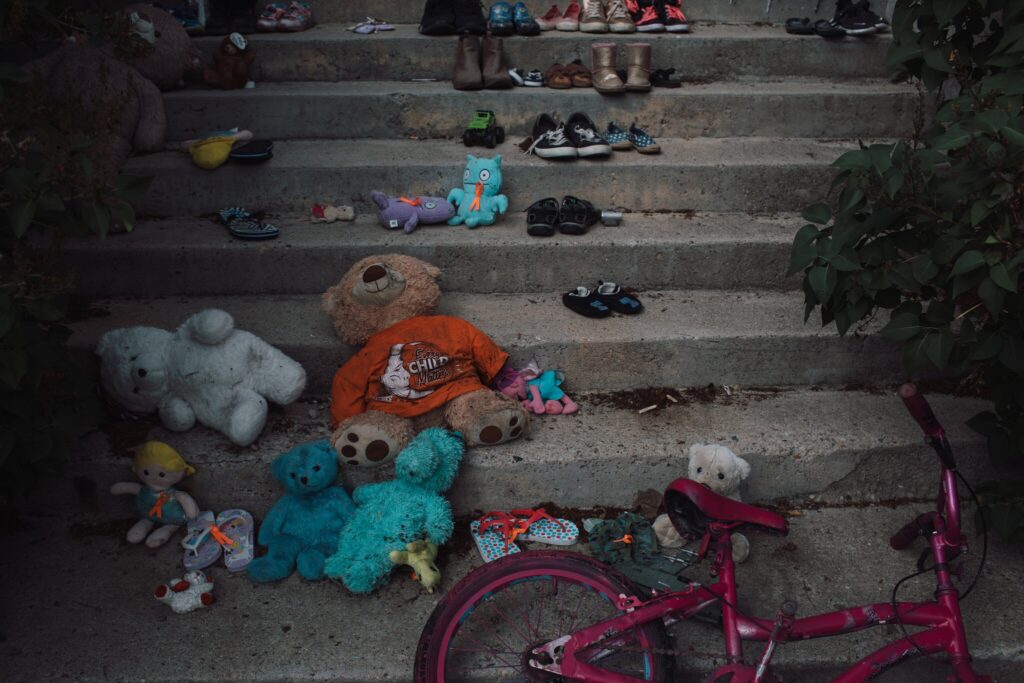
[[111, 441, 200, 548]]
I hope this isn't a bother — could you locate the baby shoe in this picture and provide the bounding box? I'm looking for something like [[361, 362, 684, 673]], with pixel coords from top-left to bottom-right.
[[278, 1, 315, 31]]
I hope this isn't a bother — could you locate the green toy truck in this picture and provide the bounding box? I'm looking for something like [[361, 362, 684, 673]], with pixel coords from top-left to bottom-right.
[[462, 110, 505, 149]]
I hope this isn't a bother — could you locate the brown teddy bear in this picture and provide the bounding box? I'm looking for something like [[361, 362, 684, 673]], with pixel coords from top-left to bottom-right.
[[203, 33, 255, 90], [121, 3, 203, 90], [322, 255, 529, 467]]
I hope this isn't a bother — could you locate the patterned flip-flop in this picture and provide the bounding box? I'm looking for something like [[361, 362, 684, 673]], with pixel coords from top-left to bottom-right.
[[470, 519, 522, 563], [214, 509, 255, 572], [518, 516, 579, 545], [182, 511, 222, 571]]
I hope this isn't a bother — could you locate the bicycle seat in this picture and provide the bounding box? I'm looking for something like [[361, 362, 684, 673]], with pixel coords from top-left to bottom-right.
[[664, 478, 788, 538]]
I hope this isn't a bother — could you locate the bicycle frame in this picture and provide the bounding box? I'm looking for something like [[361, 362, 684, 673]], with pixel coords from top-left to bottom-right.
[[538, 386, 992, 683]]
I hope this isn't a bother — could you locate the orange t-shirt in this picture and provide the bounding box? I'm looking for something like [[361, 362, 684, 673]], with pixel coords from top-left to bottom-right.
[[330, 315, 509, 427]]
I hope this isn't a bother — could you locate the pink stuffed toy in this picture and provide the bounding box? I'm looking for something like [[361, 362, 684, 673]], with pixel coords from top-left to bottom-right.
[[495, 361, 578, 416]]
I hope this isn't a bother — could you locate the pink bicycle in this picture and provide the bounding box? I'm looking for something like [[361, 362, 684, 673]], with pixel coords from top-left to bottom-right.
[[414, 384, 996, 682]]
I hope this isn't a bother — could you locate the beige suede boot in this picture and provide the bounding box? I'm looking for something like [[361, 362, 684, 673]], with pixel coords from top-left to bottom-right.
[[591, 42, 625, 93], [624, 42, 652, 92]]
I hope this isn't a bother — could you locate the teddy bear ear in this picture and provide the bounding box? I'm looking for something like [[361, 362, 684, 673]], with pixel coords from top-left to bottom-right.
[[493, 155, 502, 167], [95, 330, 115, 357], [271, 451, 291, 482], [735, 455, 752, 479], [466, 154, 475, 163], [687, 443, 703, 456]]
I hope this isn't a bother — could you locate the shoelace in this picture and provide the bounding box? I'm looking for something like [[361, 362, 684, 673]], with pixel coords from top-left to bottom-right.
[[583, 0, 604, 20], [573, 124, 601, 142], [607, 0, 630, 20], [664, 4, 686, 20], [526, 123, 570, 155]]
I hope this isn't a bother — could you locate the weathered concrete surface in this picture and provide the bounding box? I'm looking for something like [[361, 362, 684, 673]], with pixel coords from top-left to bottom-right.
[[126, 137, 852, 216], [46, 389, 994, 521], [67, 290, 901, 394], [4, 499, 1020, 682], [317, 0, 898, 24], [193, 24, 892, 82], [165, 79, 918, 141], [64, 213, 800, 296]]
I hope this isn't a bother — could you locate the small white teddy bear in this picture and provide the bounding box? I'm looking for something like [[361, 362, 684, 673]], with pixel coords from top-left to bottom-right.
[[653, 443, 753, 563], [96, 309, 306, 447], [154, 570, 215, 614]]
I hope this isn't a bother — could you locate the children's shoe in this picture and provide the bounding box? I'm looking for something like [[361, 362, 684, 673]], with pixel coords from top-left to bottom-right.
[[455, 0, 488, 34], [215, 509, 255, 572], [512, 2, 541, 34], [278, 1, 314, 31], [628, 122, 660, 154], [527, 197, 560, 236], [556, 1, 581, 30], [659, 0, 689, 32], [559, 195, 601, 234], [536, 3, 562, 29], [629, 0, 664, 31], [565, 111, 612, 158], [595, 281, 644, 313], [509, 67, 544, 86], [488, 2, 515, 36], [563, 287, 613, 317], [420, 0, 458, 35], [604, 122, 633, 150], [606, 0, 636, 32], [580, 0, 608, 32], [256, 2, 286, 31], [833, 0, 876, 34], [182, 511, 222, 571], [526, 113, 577, 159]]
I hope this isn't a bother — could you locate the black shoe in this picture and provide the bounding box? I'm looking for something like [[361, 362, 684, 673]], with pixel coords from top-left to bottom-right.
[[527, 197, 560, 236], [421, 0, 457, 35], [563, 287, 612, 318], [558, 196, 600, 235], [595, 281, 643, 314], [833, 0, 876, 34], [454, 0, 487, 35], [527, 113, 577, 159], [564, 112, 612, 158]]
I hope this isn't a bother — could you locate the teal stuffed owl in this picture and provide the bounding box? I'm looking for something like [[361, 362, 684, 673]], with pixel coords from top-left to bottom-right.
[[447, 154, 509, 228]]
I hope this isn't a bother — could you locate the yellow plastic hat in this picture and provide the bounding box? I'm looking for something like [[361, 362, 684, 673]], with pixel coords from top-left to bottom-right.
[[188, 135, 235, 170], [133, 441, 196, 475]]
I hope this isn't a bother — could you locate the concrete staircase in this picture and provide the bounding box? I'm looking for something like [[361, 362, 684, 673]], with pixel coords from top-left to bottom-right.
[[10, 1, 1022, 681]]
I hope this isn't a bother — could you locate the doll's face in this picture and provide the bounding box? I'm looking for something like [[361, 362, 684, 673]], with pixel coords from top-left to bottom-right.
[[500, 375, 526, 399], [137, 465, 186, 490]]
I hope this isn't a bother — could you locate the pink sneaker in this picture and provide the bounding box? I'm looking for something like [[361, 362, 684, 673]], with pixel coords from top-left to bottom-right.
[[278, 1, 315, 32], [556, 1, 581, 30], [536, 4, 562, 30], [256, 2, 287, 31]]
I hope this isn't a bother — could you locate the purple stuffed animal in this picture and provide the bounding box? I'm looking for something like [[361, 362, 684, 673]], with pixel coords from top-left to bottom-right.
[[371, 191, 455, 234]]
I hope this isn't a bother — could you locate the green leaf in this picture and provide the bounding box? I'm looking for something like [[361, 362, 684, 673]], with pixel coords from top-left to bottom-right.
[[5, 200, 35, 237], [788, 224, 820, 276], [802, 203, 832, 225], [990, 263, 1018, 292], [932, 236, 967, 264], [1002, 126, 1024, 148], [880, 313, 921, 341], [886, 43, 925, 68], [808, 265, 837, 303], [953, 268, 988, 298], [975, 109, 1009, 133], [979, 277, 1007, 318], [951, 250, 987, 275], [933, 0, 968, 24], [923, 328, 954, 370], [971, 200, 993, 226], [829, 253, 861, 272], [933, 128, 973, 150], [112, 175, 153, 205], [913, 257, 940, 284], [969, 330, 1002, 360], [924, 47, 955, 73], [885, 171, 905, 199], [833, 149, 872, 170], [839, 187, 866, 214]]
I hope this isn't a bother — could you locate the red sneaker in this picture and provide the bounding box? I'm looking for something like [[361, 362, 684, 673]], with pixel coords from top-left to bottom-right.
[[557, 1, 581, 30], [660, 0, 689, 32], [536, 3, 562, 30], [628, 0, 664, 32]]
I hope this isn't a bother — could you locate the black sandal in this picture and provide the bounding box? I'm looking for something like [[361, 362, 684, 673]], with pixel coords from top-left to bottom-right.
[[785, 17, 814, 35], [651, 68, 682, 88], [595, 281, 643, 314], [527, 197, 560, 237], [559, 196, 600, 235], [814, 19, 846, 38]]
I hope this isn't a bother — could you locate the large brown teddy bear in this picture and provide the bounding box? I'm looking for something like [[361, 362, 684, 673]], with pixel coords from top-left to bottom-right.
[[322, 255, 529, 468], [121, 3, 203, 90]]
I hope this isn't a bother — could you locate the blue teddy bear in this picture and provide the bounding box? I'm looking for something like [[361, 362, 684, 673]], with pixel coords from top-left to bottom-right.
[[447, 154, 509, 228], [324, 428, 464, 594], [248, 440, 356, 583]]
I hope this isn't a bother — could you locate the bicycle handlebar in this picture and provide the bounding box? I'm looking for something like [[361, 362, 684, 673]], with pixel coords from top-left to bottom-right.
[[889, 513, 935, 550], [898, 383, 945, 439]]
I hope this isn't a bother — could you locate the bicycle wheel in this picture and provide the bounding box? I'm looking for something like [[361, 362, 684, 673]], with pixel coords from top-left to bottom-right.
[[414, 550, 674, 682]]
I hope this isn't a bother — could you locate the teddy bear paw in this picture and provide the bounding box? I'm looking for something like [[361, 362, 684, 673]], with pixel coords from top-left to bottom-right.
[[464, 405, 528, 447], [333, 423, 402, 467]]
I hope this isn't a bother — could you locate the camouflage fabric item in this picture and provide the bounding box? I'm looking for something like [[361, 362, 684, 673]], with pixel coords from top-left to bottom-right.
[[589, 512, 697, 592]]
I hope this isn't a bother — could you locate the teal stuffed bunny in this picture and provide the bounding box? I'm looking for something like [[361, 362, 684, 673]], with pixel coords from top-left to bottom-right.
[[447, 155, 509, 228], [324, 428, 464, 593]]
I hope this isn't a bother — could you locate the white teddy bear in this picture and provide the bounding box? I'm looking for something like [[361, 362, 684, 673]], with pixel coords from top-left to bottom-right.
[[97, 309, 306, 447], [653, 443, 753, 563], [154, 570, 214, 614]]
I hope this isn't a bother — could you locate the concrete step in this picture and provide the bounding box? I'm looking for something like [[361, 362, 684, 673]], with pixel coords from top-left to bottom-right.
[[55, 388, 995, 521], [317, 0, 893, 25], [126, 137, 854, 216], [68, 290, 900, 395], [65, 213, 798, 297], [165, 79, 917, 142], [5, 498, 1019, 682], [198, 24, 892, 82]]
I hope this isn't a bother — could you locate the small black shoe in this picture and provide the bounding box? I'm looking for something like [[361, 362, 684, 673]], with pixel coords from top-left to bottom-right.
[[833, 0, 877, 34], [421, 0, 457, 34], [595, 281, 643, 314], [558, 196, 600, 235], [563, 287, 613, 318], [527, 113, 577, 159], [565, 112, 612, 158], [527, 197, 560, 236], [454, 0, 488, 35]]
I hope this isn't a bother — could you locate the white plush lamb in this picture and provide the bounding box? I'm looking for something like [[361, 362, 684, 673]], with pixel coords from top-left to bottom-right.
[[154, 570, 214, 614], [653, 443, 753, 562], [97, 309, 306, 446]]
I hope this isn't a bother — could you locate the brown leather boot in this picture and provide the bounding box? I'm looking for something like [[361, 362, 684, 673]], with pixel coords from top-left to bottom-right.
[[481, 35, 514, 88], [591, 42, 624, 93], [453, 34, 483, 90], [625, 42, 651, 92]]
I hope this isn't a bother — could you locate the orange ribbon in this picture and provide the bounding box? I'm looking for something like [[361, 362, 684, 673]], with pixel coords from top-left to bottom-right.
[[210, 526, 238, 548], [399, 196, 422, 207], [613, 534, 634, 544], [148, 492, 170, 519], [468, 182, 483, 212]]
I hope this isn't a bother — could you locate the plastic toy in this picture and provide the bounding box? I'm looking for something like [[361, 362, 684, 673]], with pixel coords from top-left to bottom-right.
[[325, 428, 463, 594], [247, 441, 356, 583], [462, 110, 505, 148], [110, 441, 200, 548], [370, 191, 455, 233], [154, 570, 214, 614], [495, 361, 578, 415], [447, 155, 509, 228], [389, 540, 441, 593]]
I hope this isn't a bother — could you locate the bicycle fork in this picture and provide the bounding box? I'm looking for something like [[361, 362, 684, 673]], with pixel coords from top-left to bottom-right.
[[754, 602, 797, 683]]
